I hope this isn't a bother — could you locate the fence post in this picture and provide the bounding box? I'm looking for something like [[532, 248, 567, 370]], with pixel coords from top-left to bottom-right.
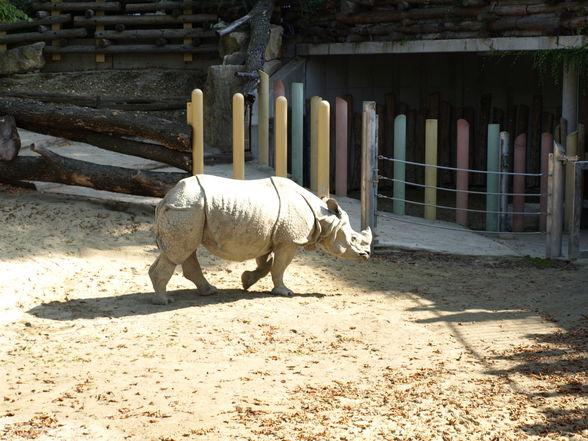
[[361, 101, 377, 232], [335, 97, 348, 197], [568, 161, 582, 260], [275, 96, 288, 177], [550, 141, 565, 258], [540, 132, 553, 231], [456, 119, 469, 226], [424, 119, 438, 221], [512, 133, 527, 232], [258, 70, 269, 166], [486, 124, 500, 231], [564, 131, 578, 231], [499, 131, 510, 232], [317, 100, 330, 198], [393, 114, 407, 216], [232, 93, 245, 180], [190, 88, 204, 175], [291, 82, 304, 185], [310, 96, 322, 192]]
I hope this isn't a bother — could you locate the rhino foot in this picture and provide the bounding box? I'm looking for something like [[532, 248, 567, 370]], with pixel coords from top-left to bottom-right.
[[241, 271, 257, 291], [198, 284, 218, 296], [152, 293, 175, 305], [271, 286, 293, 297]]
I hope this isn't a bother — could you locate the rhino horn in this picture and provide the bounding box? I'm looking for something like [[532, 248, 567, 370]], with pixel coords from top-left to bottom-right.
[[362, 226, 372, 242]]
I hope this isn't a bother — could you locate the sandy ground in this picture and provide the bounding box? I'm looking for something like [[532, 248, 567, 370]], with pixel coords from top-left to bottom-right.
[[1, 183, 587, 441]]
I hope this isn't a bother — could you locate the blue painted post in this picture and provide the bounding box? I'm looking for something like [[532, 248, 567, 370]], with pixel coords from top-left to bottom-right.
[[486, 123, 500, 231], [291, 82, 304, 185], [393, 114, 407, 215]]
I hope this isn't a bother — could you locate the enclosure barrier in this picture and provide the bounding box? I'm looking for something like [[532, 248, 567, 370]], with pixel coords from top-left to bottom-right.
[[569, 160, 588, 260]]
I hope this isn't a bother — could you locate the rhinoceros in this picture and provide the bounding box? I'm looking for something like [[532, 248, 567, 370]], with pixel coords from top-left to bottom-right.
[[148, 174, 372, 304]]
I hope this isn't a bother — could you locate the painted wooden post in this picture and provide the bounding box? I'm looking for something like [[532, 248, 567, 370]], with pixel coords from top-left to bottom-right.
[[275, 96, 287, 177], [232, 93, 245, 180], [291, 82, 304, 185], [274, 80, 285, 99], [183, 6, 193, 62], [317, 100, 330, 198], [51, 0, 62, 61], [424, 119, 438, 221], [361, 101, 377, 232], [550, 142, 566, 257], [310, 96, 322, 192], [540, 132, 553, 232], [258, 70, 269, 166], [95, 0, 106, 63], [190, 89, 204, 175], [564, 131, 578, 231], [393, 114, 407, 216], [456, 119, 470, 226], [486, 124, 500, 231], [512, 133, 527, 232], [335, 97, 348, 197], [499, 131, 510, 232]]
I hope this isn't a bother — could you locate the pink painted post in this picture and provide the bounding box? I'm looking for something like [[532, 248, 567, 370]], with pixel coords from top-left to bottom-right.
[[456, 119, 470, 227], [274, 80, 285, 99], [513, 134, 527, 232], [539, 132, 553, 232], [335, 97, 348, 197]]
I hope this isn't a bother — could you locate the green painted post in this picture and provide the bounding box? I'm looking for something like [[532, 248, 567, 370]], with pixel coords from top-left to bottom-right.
[[291, 82, 304, 185], [393, 114, 406, 216], [486, 123, 500, 231]]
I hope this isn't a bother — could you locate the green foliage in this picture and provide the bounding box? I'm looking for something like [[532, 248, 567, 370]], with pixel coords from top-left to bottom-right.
[[0, 0, 30, 23]]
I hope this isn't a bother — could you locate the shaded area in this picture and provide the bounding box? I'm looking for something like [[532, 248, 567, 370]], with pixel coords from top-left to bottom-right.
[[27, 288, 325, 321]]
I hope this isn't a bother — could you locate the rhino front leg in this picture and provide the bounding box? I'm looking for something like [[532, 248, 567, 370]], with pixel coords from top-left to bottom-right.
[[242, 253, 273, 290], [270, 246, 297, 296], [182, 253, 218, 296], [149, 254, 177, 305]]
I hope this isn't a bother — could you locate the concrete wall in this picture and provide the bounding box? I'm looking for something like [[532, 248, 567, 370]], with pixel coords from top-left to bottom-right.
[[303, 52, 562, 121]]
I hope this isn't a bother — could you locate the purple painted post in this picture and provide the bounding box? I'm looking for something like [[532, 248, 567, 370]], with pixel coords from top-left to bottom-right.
[[539, 132, 553, 232], [335, 97, 348, 197], [513, 133, 527, 232], [456, 119, 470, 227], [274, 80, 285, 99]]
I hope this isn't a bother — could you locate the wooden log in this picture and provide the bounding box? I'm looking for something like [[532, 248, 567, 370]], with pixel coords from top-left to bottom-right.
[[43, 43, 218, 54], [21, 122, 192, 171], [0, 116, 20, 162], [31, 2, 121, 11], [0, 99, 192, 152], [0, 145, 187, 197], [95, 28, 215, 40], [73, 14, 217, 26], [126, 1, 210, 13], [0, 28, 87, 45], [0, 15, 71, 32]]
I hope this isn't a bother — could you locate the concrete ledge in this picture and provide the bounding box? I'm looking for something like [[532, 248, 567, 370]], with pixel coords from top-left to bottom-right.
[[297, 35, 587, 56]]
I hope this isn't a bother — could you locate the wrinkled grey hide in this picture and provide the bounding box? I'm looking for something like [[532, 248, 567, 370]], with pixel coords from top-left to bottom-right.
[[149, 175, 372, 304]]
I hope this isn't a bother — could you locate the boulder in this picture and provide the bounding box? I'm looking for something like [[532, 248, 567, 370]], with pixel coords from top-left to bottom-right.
[[0, 43, 45, 75], [265, 25, 283, 61]]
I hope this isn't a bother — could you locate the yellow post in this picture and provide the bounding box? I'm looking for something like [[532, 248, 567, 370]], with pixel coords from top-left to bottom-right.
[[51, 0, 62, 61], [0, 32, 6, 52], [95, 0, 105, 63], [190, 89, 204, 175], [310, 96, 322, 192], [317, 100, 330, 199], [564, 131, 578, 231], [424, 119, 438, 220], [258, 70, 269, 165], [275, 96, 288, 177], [232, 93, 245, 180], [186, 102, 192, 124]]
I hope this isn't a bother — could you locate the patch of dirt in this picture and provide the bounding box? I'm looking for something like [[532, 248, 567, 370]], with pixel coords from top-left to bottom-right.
[[0, 184, 587, 441]]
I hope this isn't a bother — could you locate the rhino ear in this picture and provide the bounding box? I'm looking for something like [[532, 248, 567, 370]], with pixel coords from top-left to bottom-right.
[[325, 198, 342, 218]]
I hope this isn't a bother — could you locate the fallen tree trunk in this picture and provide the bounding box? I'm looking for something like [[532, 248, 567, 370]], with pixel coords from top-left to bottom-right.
[[0, 145, 188, 197], [0, 98, 192, 152]]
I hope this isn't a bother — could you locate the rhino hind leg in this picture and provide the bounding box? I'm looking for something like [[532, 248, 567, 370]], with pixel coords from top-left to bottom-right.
[[149, 254, 177, 305], [182, 253, 218, 296], [241, 253, 273, 290], [270, 246, 297, 296]]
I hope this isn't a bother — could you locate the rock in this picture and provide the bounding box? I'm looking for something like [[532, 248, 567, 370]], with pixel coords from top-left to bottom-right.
[[0, 115, 21, 162], [219, 31, 249, 58], [265, 25, 283, 61], [0, 42, 46, 75], [223, 51, 246, 66], [203, 65, 244, 153]]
